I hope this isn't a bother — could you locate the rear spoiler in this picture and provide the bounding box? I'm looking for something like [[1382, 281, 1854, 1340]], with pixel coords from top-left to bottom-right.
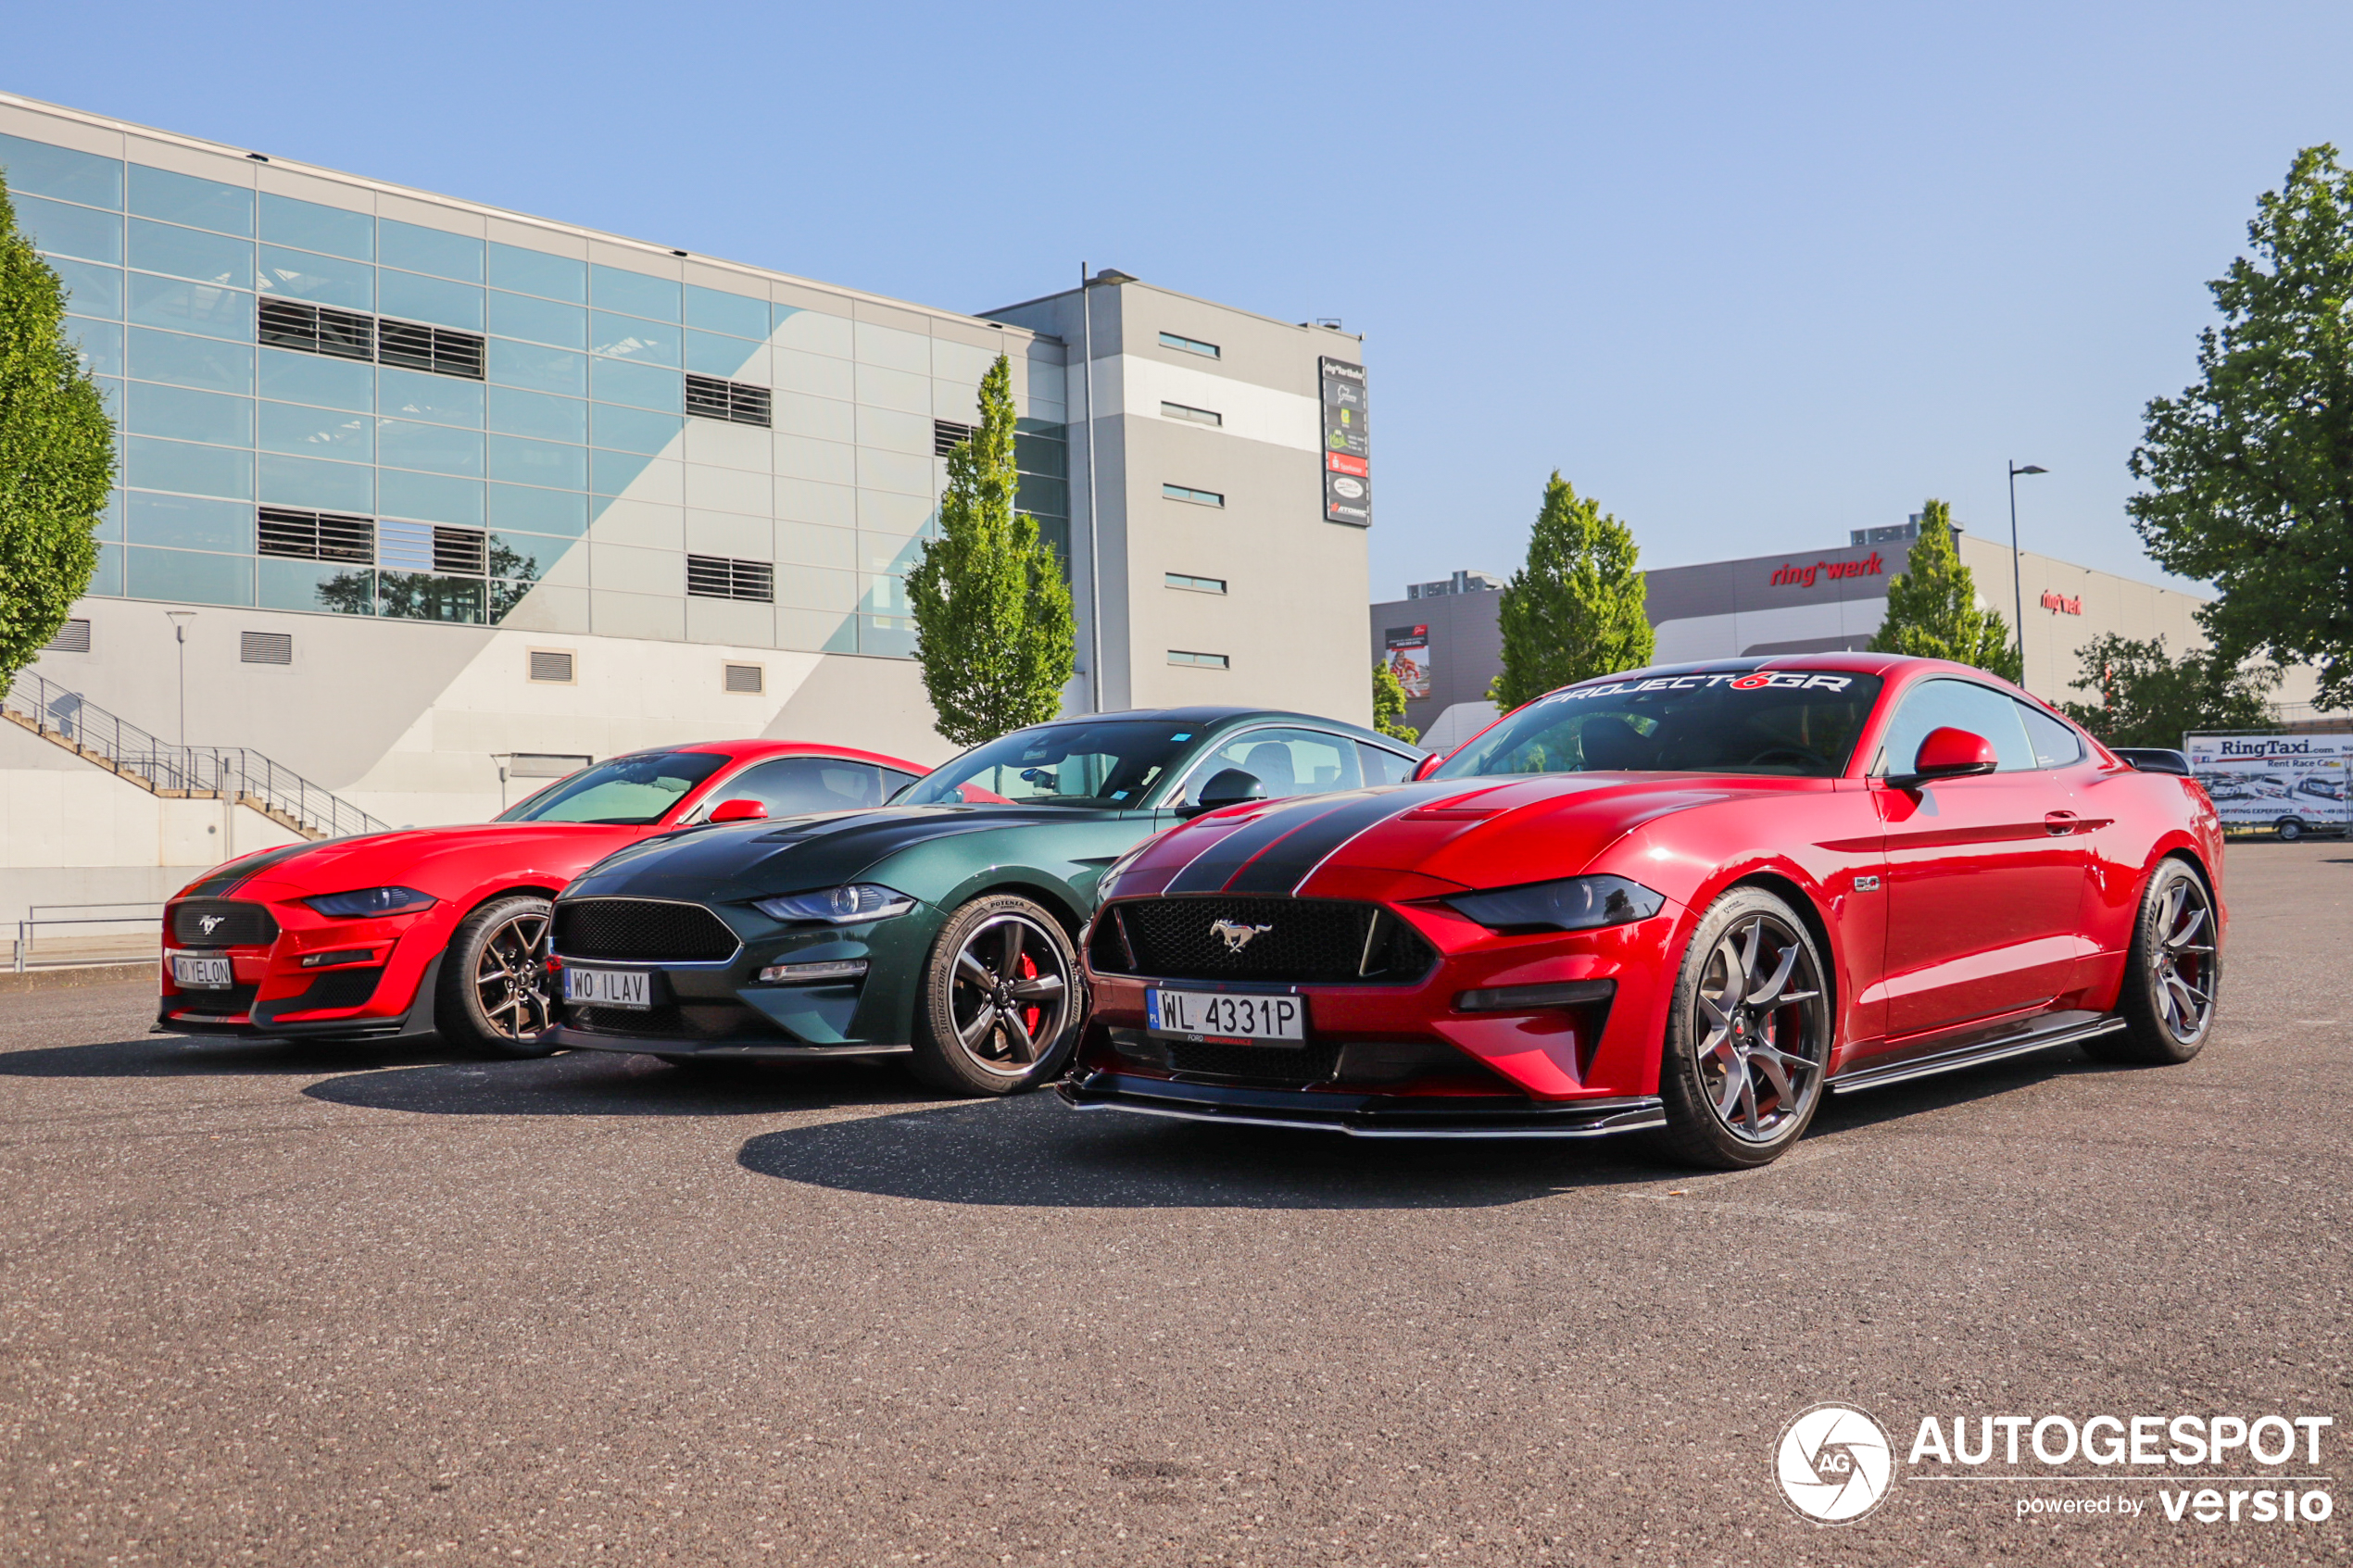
[[2113, 747, 2191, 776]]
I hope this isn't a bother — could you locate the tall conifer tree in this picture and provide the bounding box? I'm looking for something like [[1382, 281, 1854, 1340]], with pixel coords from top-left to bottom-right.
[[1489, 472, 1654, 711], [1869, 499, 2021, 681]]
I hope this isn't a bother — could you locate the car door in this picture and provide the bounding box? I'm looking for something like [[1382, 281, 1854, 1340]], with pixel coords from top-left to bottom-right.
[[1874, 677, 2091, 1037]]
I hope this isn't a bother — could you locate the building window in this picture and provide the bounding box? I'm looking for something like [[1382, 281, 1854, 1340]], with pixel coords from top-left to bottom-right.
[[933, 419, 978, 457], [1168, 649, 1229, 670], [1163, 483, 1225, 508], [724, 662, 764, 694], [1160, 401, 1222, 428], [258, 507, 374, 564], [1164, 571, 1227, 595], [528, 649, 575, 684], [257, 297, 483, 380], [239, 631, 293, 665], [686, 374, 772, 428], [1158, 331, 1220, 359], [44, 618, 92, 653], [687, 555, 775, 603]]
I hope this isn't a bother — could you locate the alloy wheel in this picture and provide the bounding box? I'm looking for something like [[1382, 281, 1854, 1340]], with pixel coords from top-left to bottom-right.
[[948, 912, 1074, 1077], [2151, 877, 2217, 1041], [1692, 914, 1829, 1143], [473, 909, 554, 1041]]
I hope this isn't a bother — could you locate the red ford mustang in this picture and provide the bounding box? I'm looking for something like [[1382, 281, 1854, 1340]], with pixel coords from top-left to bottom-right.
[[157, 741, 923, 1055], [1062, 654, 2223, 1167]]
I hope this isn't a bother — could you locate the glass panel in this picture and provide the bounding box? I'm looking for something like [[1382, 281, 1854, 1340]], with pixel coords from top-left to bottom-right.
[[90, 540, 123, 596], [378, 269, 483, 332], [127, 382, 252, 445], [486, 385, 585, 443], [125, 490, 249, 551], [258, 245, 371, 310], [1016, 473, 1068, 519], [258, 453, 372, 513], [487, 338, 586, 395], [127, 219, 252, 287], [1878, 678, 2035, 774], [19, 194, 121, 263], [0, 133, 121, 207], [126, 165, 253, 236], [127, 327, 252, 392], [685, 329, 760, 379], [64, 317, 122, 376], [258, 194, 372, 260], [487, 289, 585, 349], [259, 347, 372, 411], [377, 366, 483, 426], [127, 275, 252, 341], [684, 283, 768, 340], [486, 242, 585, 303], [124, 435, 251, 499], [486, 433, 585, 490], [487, 530, 574, 582], [380, 467, 483, 526], [590, 264, 679, 321], [124, 545, 253, 606], [1178, 727, 1364, 804], [590, 358, 680, 412], [1013, 425, 1067, 476], [378, 571, 484, 622], [487, 483, 587, 536], [259, 558, 375, 615], [377, 220, 483, 282], [589, 446, 659, 496], [590, 402, 682, 454], [47, 257, 121, 318], [2017, 701, 2085, 768], [378, 418, 484, 477], [1360, 743, 1419, 786], [590, 310, 680, 366], [857, 614, 917, 659], [259, 400, 371, 460]]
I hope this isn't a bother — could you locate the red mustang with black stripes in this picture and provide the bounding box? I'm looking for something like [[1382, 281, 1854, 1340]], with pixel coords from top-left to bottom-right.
[[1062, 655, 2224, 1167], [157, 741, 922, 1054]]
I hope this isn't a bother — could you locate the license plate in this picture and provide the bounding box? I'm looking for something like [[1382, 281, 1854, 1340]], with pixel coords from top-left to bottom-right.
[[563, 967, 650, 1010], [170, 954, 233, 990], [1146, 988, 1305, 1043]]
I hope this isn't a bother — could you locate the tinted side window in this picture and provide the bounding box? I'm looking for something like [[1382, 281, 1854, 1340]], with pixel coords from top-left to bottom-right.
[[879, 767, 919, 800], [1181, 727, 1364, 803], [1359, 742, 1418, 785], [714, 757, 893, 817], [2016, 701, 2085, 768], [1878, 679, 2035, 774]]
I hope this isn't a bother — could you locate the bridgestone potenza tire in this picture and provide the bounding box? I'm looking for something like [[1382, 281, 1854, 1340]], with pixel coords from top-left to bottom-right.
[[2083, 858, 2218, 1066], [436, 894, 560, 1059], [908, 895, 1083, 1096], [1654, 886, 1833, 1170]]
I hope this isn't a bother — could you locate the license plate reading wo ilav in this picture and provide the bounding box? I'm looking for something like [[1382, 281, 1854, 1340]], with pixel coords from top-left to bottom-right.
[[563, 967, 649, 1010], [170, 954, 233, 990], [1146, 988, 1304, 1042]]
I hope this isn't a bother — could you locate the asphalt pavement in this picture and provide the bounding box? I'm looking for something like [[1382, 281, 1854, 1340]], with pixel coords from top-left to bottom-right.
[[1, 842, 2346, 1566]]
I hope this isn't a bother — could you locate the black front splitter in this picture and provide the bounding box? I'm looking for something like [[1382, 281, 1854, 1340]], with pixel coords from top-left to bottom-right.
[[1056, 1070, 1666, 1139]]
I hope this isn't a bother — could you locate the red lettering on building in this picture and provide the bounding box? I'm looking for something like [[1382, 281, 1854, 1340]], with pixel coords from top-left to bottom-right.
[[2039, 590, 2082, 615], [1768, 551, 1884, 589]]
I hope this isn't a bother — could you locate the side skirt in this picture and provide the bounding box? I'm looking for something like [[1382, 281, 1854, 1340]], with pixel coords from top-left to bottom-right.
[[1828, 1009, 2126, 1096]]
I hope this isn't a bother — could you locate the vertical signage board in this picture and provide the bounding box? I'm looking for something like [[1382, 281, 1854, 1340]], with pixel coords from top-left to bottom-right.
[[2183, 733, 2350, 830], [1320, 358, 1371, 526], [1383, 623, 1432, 699]]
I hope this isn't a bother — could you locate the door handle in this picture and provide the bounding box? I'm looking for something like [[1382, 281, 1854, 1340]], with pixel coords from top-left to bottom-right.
[[2044, 811, 2079, 834]]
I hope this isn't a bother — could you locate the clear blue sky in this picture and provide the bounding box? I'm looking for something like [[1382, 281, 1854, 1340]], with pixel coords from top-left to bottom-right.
[[12, 2, 2349, 598]]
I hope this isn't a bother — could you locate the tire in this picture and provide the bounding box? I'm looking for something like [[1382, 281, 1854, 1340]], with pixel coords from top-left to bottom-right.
[[908, 894, 1083, 1096], [2276, 818, 2305, 842], [435, 895, 560, 1058], [2083, 859, 2218, 1065], [1655, 886, 1834, 1170]]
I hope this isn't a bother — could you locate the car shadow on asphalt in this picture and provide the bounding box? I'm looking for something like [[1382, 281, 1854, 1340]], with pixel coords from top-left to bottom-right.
[[303, 1048, 933, 1118], [0, 1032, 474, 1078], [1809, 1045, 2140, 1135]]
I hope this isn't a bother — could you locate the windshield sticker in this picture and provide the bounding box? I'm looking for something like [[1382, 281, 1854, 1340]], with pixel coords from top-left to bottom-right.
[[1550, 671, 1856, 702]]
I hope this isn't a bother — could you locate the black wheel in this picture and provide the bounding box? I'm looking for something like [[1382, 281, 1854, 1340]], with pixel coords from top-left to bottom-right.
[[436, 895, 559, 1058], [2084, 859, 2217, 1065], [909, 895, 1082, 1096], [1655, 887, 1832, 1169], [2276, 818, 2305, 842]]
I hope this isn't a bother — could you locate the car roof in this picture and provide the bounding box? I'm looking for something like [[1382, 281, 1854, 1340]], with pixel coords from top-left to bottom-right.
[[1045, 706, 1414, 749], [619, 739, 925, 771]]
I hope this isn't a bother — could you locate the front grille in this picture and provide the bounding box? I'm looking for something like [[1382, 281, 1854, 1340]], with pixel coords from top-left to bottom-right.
[[1099, 897, 1436, 985], [171, 900, 281, 948], [568, 1000, 781, 1041], [283, 967, 383, 1012], [553, 898, 740, 963], [165, 983, 258, 1017], [1111, 1028, 1342, 1087]]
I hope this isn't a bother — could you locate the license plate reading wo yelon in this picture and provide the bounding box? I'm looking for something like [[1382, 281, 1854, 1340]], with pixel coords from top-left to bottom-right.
[[1146, 988, 1305, 1043], [563, 967, 650, 1010], [170, 954, 233, 990]]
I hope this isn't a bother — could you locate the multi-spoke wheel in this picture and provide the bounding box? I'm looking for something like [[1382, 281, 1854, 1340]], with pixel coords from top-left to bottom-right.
[[2089, 859, 2219, 1065], [1657, 887, 1833, 1168], [910, 894, 1082, 1095], [437, 894, 560, 1058]]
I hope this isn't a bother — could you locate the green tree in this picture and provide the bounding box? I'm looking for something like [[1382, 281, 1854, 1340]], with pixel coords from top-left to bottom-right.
[[905, 356, 1076, 746], [1488, 472, 1655, 710], [0, 172, 113, 695], [1869, 499, 2021, 681], [2128, 145, 2353, 710], [1371, 659, 1419, 744], [2057, 633, 2280, 750]]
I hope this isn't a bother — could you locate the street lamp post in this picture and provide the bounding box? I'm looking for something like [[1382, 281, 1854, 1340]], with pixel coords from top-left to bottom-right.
[[2007, 463, 2046, 677], [164, 611, 196, 752]]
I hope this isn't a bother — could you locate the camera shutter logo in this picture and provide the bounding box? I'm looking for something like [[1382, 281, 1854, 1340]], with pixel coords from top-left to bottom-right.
[[1776, 1404, 1895, 1524]]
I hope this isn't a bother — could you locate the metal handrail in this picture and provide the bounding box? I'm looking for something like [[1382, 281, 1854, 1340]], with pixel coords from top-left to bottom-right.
[[12, 903, 166, 973], [0, 670, 388, 840]]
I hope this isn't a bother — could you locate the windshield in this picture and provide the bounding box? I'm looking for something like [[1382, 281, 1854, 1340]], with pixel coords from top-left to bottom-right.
[[1434, 670, 1885, 780], [897, 721, 1203, 808], [496, 750, 730, 825]]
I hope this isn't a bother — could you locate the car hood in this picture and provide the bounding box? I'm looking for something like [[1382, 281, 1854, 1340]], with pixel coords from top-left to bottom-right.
[[177, 821, 645, 902]]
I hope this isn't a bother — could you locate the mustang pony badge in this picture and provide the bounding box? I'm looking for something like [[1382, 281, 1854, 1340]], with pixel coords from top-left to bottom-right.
[[1210, 919, 1272, 954]]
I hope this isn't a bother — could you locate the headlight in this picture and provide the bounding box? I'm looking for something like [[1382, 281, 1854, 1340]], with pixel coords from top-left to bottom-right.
[[305, 885, 436, 919], [753, 884, 915, 923], [1445, 874, 1666, 934]]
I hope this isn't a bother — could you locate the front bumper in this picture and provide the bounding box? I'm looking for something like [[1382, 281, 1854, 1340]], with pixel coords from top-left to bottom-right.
[[1057, 1068, 1666, 1139], [547, 1024, 908, 1061]]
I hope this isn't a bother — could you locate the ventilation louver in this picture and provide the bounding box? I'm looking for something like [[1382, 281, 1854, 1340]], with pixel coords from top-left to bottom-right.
[[933, 419, 977, 457], [724, 662, 764, 694], [528, 650, 575, 684], [43, 619, 91, 653], [257, 508, 374, 563], [239, 631, 293, 665], [685, 374, 772, 427], [686, 556, 774, 603]]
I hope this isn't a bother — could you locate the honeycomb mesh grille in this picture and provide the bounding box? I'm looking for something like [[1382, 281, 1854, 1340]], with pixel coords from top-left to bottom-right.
[[1167, 1036, 1342, 1085], [171, 900, 281, 948], [569, 1001, 778, 1041], [553, 899, 740, 963], [1096, 897, 1434, 985]]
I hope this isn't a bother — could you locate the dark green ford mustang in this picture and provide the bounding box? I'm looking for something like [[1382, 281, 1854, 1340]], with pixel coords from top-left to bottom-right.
[[544, 708, 1422, 1092]]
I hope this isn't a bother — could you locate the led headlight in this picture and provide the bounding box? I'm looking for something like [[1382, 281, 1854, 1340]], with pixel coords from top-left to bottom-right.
[[757, 959, 870, 985], [1445, 874, 1666, 934], [304, 885, 436, 919], [752, 884, 914, 923]]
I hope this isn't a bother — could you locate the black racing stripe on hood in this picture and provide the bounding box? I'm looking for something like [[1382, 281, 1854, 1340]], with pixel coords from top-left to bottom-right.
[[178, 837, 333, 898], [1221, 780, 1484, 895], [1161, 794, 1363, 896]]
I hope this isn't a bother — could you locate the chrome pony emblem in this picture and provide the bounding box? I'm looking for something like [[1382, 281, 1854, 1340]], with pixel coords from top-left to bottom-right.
[[198, 915, 225, 935], [1210, 919, 1272, 954]]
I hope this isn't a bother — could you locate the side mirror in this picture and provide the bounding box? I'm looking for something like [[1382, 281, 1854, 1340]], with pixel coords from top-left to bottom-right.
[[1411, 752, 1443, 782], [1174, 768, 1265, 819], [1889, 727, 1999, 789], [709, 797, 769, 822]]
